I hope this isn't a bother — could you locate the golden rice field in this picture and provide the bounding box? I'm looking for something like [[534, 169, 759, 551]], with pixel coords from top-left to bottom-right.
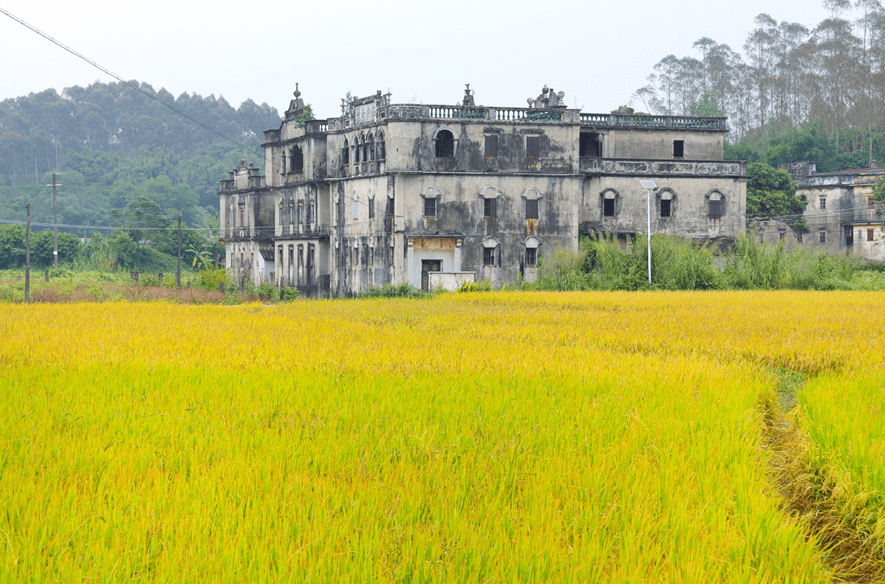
[[1, 291, 884, 582]]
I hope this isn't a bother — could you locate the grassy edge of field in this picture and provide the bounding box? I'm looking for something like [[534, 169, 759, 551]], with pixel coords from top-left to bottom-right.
[[761, 370, 885, 582]]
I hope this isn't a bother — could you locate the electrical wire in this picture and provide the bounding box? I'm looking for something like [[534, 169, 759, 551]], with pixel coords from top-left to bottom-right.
[[0, 6, 265, 165]]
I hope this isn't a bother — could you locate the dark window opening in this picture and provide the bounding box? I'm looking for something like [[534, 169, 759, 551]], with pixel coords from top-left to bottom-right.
[[483, 247, 496, 267], [297, 202, 304, 224], [709, 199, 722, 218], [820, 197, 826, 210], [868, 228, 875, 241], [526, 136, 540, 158], [239, 204, 245, 226], [484, 197, 497, 218], [525, 248, 537, 267], [673, 140, 684, 158], [603, 198, 615, 217], [291, 145, 304, 172], [485, 134, 498, 157], [369, 198, 375, 219], [526, 199, 539, 220], [436, 130, 455, 158], [367, 135, 375, 161], [377, 133, 386, 160], [580, 132, 602, 157], [779, 231, 786, 241], [308, 202, 315, 224], [424, 197, 437, 218], [342, 139, 350, 164], [660, 199, 671, 217], [819, 230, 827, 243]]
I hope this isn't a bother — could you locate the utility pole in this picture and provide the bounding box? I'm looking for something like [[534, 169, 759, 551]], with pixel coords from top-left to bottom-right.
[[25, 204, 31, 304], [47, 173, 62, 270], [177, 216, 182, 289]]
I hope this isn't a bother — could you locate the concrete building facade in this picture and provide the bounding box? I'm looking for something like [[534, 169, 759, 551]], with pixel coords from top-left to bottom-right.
[[771, 162, 885, 261], [219, 86, 748, 296]]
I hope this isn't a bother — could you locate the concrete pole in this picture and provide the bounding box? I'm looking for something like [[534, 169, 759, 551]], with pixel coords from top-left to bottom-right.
[[50, 172, 61, 270], [25, 204, 30, 304], [647, 188, 652, 285], [177, 216, 182, 289]]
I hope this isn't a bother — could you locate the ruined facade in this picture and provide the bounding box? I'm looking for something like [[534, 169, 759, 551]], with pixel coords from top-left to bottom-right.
[[219, 86, 748, 296], [769, 162, 885, 261]]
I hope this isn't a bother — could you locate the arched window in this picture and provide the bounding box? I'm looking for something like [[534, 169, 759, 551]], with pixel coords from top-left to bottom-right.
[[435, 129, 455, 158], [342, 138, 350, 165], [377, 131, 386, 161], [482, 237, 499, 267], [482, 186, 499, 218], [524, 188, 540, 220], [601, 189, 618, 217], [367, 134, 375, 162], [524, 236, 540, 267], [708, 191, 724, 218], [659, 189, 675, 218], [291, 145, 304, 173]]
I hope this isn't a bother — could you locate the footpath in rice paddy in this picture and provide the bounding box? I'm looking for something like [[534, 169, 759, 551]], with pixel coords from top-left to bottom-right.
[[1, 291, 884, 582]]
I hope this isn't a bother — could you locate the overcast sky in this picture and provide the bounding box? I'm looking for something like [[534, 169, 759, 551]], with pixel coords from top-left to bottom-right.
[[1, 0, 840, 121]]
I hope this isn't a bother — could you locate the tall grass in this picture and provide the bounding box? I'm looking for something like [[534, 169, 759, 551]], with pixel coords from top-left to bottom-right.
[[532, 234, 872, 291]]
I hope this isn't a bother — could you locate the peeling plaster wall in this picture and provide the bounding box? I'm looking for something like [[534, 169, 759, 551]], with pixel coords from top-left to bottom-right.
[[579, 175, 746, 242], [605, 130, 723, 161]]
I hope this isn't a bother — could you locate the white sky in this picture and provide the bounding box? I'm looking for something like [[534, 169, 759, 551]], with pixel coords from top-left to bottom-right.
[[1, 0, 840, 121]]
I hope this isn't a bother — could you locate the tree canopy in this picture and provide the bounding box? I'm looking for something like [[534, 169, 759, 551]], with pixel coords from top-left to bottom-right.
[[747, 162, 808, 233]]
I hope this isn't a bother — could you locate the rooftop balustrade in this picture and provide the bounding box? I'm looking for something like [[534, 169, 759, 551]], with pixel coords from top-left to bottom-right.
[[580, 113, 727, 131]]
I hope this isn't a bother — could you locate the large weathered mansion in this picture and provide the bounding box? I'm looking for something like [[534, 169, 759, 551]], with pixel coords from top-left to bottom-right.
[[219, 86, 748, 296]]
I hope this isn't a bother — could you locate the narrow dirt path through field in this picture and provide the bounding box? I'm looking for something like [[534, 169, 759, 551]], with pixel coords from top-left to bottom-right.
[[761, 371, 885, 583]]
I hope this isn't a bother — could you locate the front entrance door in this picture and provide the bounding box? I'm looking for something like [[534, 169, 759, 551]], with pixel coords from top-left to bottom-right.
[[421, 260, 442, 291]]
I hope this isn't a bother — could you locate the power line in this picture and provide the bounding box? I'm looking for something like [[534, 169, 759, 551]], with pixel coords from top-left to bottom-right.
[[0, 6, 266, 166]]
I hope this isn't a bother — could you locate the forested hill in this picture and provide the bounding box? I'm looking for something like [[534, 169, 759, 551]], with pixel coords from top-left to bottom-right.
[[634, 3, 885, 172], [0, 81, 282, 230]]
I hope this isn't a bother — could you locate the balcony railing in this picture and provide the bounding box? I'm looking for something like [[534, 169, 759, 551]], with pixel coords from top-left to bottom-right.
[[221, 225, 332, 240], [580, 113, 728, 131]]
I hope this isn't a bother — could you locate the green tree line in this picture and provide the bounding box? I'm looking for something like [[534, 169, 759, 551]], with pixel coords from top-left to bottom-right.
[[636, 0, 885, 170], [0, 80, 280, 231]]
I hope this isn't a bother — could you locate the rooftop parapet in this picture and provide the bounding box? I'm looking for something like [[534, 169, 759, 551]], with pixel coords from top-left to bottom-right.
[[580, 113, 728, 131]]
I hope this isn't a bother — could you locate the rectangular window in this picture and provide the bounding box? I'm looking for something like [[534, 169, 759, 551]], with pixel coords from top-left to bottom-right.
[[526, 136, 540, 158], [308, 202, 315, 224], [424, 197, 437, 218], [603, 198, 615, 217], [239, 204, 245, 226], [525, 248, 537, 267], [368, 198, 375, 219], [709, 200, 722, 218], [484, 197, 496, 218], [779, 231, 786, 241], [484, 135, 498, 157], [483, 247, 496, 267], [868, 228, 875, 241], [673, 140, 685, 158], [526, 199, 539, 220], [820, 197, 826, 210], [298, 202, 304, 225], [819, 230, 827, 243], [353, 199, 359, 221], [660, 199, 671, 217], [580, 132, 602, 157]]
